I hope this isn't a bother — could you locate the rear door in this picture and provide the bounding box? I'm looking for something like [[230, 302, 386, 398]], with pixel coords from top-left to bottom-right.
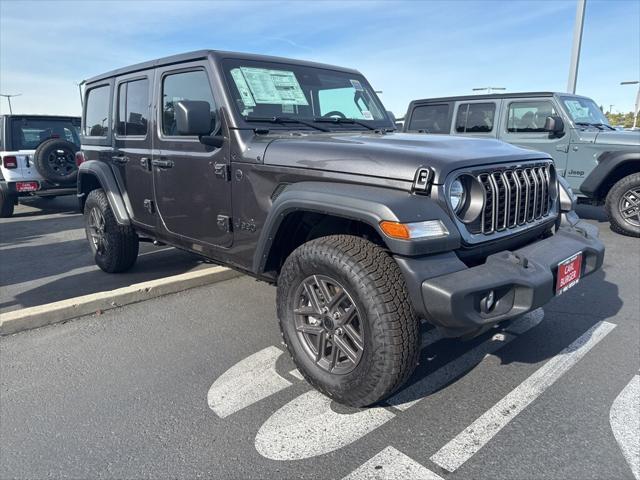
[[451, 100, 500, 138], [113, 71, 155, 227], [499, 98, 568, 174], [153, 62, 232, 248]]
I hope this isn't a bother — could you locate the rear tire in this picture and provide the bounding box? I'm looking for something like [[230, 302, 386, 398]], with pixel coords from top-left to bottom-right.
[[605, 173, 640, 237], [0, 189, 15, 218], [277, 235, 419, 407], [84, 188, 139, 272]]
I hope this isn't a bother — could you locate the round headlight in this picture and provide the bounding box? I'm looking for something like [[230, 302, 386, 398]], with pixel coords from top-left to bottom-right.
[[450, 179, 465, 212]]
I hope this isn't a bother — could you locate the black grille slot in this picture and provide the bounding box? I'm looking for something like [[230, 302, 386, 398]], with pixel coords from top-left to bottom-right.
[[470, 163, 554, 235]]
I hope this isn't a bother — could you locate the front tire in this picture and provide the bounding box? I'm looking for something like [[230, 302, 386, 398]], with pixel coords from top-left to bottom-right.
[[605, 173, 640, 237], [84, 188, 139, 272], [277, 235, 419, 407]]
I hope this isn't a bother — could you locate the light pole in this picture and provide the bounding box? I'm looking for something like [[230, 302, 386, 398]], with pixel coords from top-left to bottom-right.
[[567, 0, 587, 94], [0, 93, 22, 114], [621, 80, 640, 129], [472, 87, 506, 94], [609, 104, 614, 114]]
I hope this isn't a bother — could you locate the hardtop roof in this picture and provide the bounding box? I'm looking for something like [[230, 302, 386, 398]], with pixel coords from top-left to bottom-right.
[[408, 92, 591, 105], [84, 50, 362, 84]]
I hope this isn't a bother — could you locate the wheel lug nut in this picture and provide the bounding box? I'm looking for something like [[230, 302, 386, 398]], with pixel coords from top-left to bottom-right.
[[336, 327, 344, 336], [332, 312, 341, 320]]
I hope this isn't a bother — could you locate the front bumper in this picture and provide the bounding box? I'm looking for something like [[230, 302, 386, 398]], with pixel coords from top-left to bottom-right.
[[395, 218, 604, 337]]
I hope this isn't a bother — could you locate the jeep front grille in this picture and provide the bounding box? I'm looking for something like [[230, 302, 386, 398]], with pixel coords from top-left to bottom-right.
[[471, 164, 554, 235]]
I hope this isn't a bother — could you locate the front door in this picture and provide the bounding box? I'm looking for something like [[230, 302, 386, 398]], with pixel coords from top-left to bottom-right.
[[153, 63, 232, 248], [113, 72, 155, 227], [499, 98, 569, 174]]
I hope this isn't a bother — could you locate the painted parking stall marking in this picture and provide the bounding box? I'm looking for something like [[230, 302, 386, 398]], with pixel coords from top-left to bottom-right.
[[430, 320, 616, 472], [255, 390, 395, 461], [207, 346, 291, 418], [609, 373, 640, 480], [342, 447, 444, 480]]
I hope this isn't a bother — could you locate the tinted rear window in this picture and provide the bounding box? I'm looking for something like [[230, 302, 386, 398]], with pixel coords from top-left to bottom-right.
[[117, 78, 149, 136], [408, 104, 450, 133], [455, 103, 495, 133], [10, 117, 80, 150], [84, 85, 111, 137]]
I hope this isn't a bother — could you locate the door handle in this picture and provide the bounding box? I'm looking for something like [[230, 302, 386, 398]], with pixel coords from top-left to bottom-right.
[[112, 155, 129, 165], [151, 159, 174, 169]]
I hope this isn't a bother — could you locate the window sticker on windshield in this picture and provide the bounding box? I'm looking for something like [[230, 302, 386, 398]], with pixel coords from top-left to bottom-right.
[[350, 79, 364, 91], [564, 100, 588, 119], [230, 68, 257, 108], [239, 67, 309, 106], [282, 104, 294, 114], [362, 110, 374, 120]]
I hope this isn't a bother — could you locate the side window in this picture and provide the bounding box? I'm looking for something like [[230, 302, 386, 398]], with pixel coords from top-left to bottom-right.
[[0, 120, 3, 149], [117, 78, 149, 136], [455, 103, 496, 133], [84, 85, 111, 137], [507, 101, 556, 132], [162, 70, 216, 136], [408, 104, 450, 133]]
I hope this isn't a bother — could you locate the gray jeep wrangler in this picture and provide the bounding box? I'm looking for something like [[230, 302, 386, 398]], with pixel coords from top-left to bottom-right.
[[403, 93, 640, 237], [78, 50, 604, 407]]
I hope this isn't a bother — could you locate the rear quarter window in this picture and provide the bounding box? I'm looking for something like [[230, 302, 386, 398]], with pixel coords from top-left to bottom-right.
[[84, 85, 111, 137], [408, 104, 451, 133]]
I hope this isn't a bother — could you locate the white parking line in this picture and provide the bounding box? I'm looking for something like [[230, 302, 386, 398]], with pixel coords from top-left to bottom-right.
[[610, 374, 640, 480], [255, 390, 395, 460], [430, 321, 616, 472], [388, 310, 545, 411], [207, 346, 291, 418], [342, 446, 444, 480]]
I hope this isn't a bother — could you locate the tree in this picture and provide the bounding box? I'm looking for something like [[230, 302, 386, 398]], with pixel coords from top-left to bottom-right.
[[605, 111, 635, 128]]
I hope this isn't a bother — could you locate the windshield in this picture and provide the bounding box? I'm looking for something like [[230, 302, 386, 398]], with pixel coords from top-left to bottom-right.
[[222, 58, 391, 129], [10, 117, 81, 150], [560, 96, 610, 126]]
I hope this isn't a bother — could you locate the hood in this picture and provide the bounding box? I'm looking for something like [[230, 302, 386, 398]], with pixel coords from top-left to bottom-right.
[[594, 130, 640, 147], [262, 132, 548, 184]]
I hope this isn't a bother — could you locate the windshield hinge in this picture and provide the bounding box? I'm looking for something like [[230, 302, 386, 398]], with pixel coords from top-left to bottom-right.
[[214, 163, 230, 181]]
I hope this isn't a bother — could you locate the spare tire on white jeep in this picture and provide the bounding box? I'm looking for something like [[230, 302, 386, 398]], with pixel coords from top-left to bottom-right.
[[33, 138, 79, 184]]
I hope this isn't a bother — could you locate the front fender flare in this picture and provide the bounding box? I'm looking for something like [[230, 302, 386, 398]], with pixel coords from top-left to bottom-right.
[[581, 151, 640, 199], [77, 160, 132, 225], [253, 181, 461, 273]]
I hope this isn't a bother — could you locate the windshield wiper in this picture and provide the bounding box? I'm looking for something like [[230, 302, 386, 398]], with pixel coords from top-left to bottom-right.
[[313, 117, 377, 131], [575, 122, 615, 131], [244, 116, 329, 132]]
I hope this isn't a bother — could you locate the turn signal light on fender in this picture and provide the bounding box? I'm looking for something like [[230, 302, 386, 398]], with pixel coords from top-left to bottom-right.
[[75, 151, 86, 167], [379, 220, 449, 240]]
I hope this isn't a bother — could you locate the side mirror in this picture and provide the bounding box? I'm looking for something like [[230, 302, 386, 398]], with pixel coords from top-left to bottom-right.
[[544, 115, 565, 136], [175, 100, 213, 136], [386, 110, 397, 123], [175, 100, 224, 147]]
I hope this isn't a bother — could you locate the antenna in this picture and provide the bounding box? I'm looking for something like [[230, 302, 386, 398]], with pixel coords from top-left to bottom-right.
[[0, 93, 22, 114]]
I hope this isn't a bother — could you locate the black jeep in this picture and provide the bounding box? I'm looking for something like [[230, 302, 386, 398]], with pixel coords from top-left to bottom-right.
[[78, 50, 604, 407]]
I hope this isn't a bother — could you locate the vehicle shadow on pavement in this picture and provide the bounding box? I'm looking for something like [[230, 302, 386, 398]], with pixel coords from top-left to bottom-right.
[[391, 269, 621, 405], [11, 196, 80, 218], [0, 244, 206, 313]]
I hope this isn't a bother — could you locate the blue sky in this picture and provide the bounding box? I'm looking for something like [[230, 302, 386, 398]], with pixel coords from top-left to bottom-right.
[[1, 0, 638, 117]]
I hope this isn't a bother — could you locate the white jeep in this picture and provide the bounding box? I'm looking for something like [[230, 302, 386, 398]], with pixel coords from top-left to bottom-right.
[[0, 114, 81, 217]]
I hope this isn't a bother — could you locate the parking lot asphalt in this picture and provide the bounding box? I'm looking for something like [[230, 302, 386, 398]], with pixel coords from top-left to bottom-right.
[[0, 196, 210, 314], [1, 206, 638, 479]]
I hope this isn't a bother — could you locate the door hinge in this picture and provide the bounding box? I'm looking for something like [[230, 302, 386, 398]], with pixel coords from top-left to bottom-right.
[[217, 215, 232, 232], [214, 163, 230, 181], [556, 144, 569, 153], [143, 199, 155, 214]]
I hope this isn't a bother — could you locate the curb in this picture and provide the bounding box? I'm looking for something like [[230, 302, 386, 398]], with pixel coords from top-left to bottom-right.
[[0, 266, 242, 336]]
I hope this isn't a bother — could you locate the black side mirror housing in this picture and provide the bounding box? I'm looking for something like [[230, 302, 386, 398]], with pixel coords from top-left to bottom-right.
[[544, 115, 565, 136], [175, 100, 214, 136]]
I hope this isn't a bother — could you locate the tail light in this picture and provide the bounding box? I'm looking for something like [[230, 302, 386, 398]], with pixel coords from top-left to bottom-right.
[[75, 151, 86, 167], [2, 156, 17, 169]]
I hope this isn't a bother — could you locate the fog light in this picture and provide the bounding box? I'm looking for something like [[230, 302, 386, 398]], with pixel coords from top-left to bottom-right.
[[481, 289, 495, 313]]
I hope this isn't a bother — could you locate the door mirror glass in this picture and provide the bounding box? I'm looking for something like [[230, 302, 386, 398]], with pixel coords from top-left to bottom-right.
[[544, 115, 565, 135], [175, 100, 213, 136]]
